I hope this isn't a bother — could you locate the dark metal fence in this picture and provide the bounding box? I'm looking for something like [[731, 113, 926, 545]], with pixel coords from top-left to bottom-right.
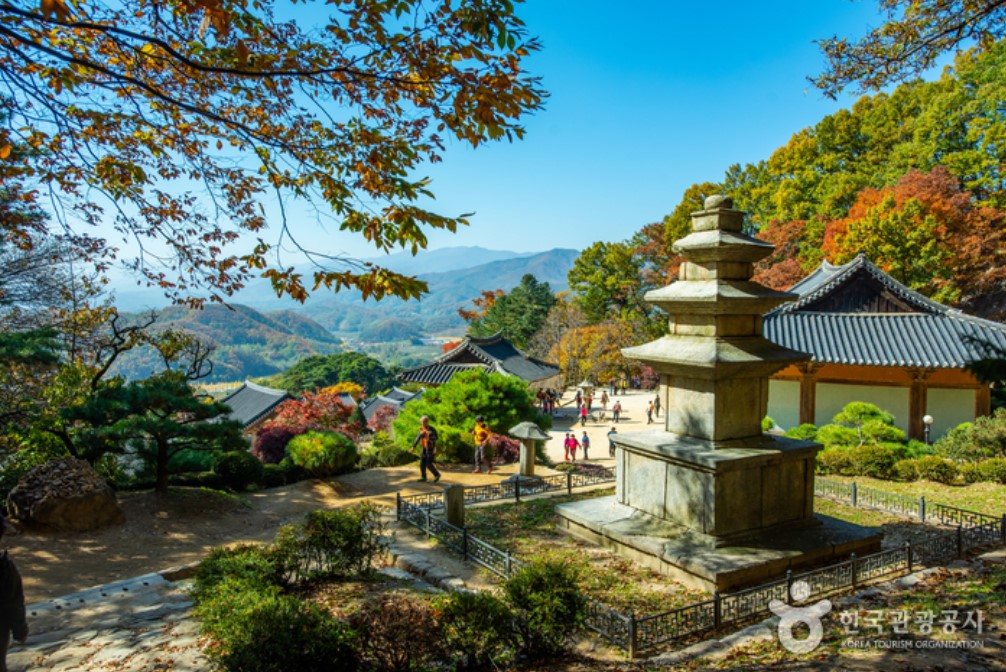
[[396, 476, 1006, 658]]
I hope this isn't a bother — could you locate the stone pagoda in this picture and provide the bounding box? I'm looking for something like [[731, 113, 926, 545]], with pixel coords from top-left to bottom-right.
[[556, 196, 880, 592]]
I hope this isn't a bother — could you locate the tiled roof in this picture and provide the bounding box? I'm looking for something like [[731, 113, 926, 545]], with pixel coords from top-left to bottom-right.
[[360, 387, 423, 420], [765, 254, 1006, 368], [221, 381, 291, 429], [398, 333, 560, 386]]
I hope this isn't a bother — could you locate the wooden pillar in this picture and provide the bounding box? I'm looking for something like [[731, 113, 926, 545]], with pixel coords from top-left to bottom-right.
[[907, 368, 934, 441], [798, 363, 821, 426], [976, 384, 992, 418]]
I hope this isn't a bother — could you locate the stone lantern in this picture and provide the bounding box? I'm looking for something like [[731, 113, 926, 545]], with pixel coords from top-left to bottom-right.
[[508, 421, 550, 478], [556, 195, 881, 591], [577, 379, 595, 400]]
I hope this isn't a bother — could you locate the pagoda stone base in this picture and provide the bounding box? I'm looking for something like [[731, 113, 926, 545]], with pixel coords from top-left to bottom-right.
[[556, 497, 882, 592], [613, 430, 825, 542]]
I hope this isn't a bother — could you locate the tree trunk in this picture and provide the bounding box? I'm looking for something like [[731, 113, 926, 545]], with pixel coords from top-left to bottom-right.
[[155, 439, 170, 493]]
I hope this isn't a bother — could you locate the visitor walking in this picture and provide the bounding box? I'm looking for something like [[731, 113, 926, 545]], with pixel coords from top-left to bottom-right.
[[654, 394, 661, 418], [612, 400, 622, 423], [472, 415, 493, 474], [581, 431, 591, 460], [574, 389, 582, 409], [647, 401, 654, 424], [563, 432, 573, 461], [410, 416, 441, 483], [579, 403, 588, 427], [569, 433, 580, 462], [0, 514, 27, 672], [608, 427, 617, 457]]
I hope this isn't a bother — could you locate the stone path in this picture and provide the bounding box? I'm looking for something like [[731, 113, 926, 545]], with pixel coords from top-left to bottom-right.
[[7, 527, 473, 672]]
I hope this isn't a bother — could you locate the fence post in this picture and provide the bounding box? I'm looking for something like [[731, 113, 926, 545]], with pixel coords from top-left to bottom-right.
[[462, 527, 469, 561], [567, 471, 573, 495], [905, 541, 913, 572], [851, 481, 858, 508], [424, 507, 431, 539], [1001, 514, 1006, 544], [506, 550, 512, 576], [627, 611, 638, 660], [786, 570, 794, 605], [515, 478, 521, 503], [920, 496, 926, 522], [713, 591, 722, 629], [850, 553, 858, 589], [396, 493, 401, 521], [957, 524, 963, 557]]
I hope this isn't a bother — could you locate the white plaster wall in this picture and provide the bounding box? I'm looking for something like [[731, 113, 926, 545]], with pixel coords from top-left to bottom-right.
[[926, 388, 976, 440], [767, 380, 801, 431], [815, 383, 910, 432]]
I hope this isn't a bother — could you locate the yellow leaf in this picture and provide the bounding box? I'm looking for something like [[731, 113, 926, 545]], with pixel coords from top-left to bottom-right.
[[0, 145, 10, 160]]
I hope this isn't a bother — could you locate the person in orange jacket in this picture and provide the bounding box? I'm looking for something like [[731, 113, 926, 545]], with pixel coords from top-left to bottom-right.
[[472, 415, 493, 474]]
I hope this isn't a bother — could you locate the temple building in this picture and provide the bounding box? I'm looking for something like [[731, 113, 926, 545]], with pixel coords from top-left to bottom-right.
[[765, 254, 1006, 440], [398, 332, 560, 387], [220, 380, 292, 440], [359, 386, 423, 422]]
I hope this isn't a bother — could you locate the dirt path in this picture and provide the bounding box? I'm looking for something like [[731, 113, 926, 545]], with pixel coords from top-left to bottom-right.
[[7, 462, 530, 601]]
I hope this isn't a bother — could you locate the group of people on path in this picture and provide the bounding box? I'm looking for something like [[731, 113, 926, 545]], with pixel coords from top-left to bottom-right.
[[410, 413, 495, 483], [562, 431, 592, 461]]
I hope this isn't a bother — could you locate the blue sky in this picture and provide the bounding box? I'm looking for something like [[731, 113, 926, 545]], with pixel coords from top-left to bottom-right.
[[309, 0, 891, 259]]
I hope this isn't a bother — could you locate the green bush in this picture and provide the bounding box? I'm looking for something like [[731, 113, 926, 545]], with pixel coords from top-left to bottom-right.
[[785, 424, 818, 441], [169, 470, 224, 489], [214, 450, 265, 491], [861, 420, 907, 444], [904, 439, 936, 459], [168, 448, 220, 474], [893, 458, 920, 481], [196, 577, 359, 672], [349, 593, 443, 672], [358, 432, 417, 469], [935, 410, 1006, 462], [816, 424, 859, 449], [978, 457, 1006, 484], [192, 544, 285, 602], [960, 461, 984, 484], [279, 456, 310, 483], [274, 503, 386, 582], [762, 416, 776, 432], [434, 590, 515, 671], [286, 431, 358, 478], [816, 448, 853, 475], [503, 557, 585, 658], [913, 455, 959, 484], [848, 444, 899, 479], [260, 463, 287, 488]]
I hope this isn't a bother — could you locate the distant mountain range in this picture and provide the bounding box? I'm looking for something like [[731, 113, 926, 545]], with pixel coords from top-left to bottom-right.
[[110, 247, 579, 381]]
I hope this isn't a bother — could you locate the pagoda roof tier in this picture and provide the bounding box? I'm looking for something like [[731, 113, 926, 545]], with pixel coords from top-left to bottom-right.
[[643, 280, 798, 315], [622, 335, 809, 380]]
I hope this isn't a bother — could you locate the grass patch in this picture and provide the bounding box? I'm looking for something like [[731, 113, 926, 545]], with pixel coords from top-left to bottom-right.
[[822, 475, 1006, 516], [465, 488, 708, 613]]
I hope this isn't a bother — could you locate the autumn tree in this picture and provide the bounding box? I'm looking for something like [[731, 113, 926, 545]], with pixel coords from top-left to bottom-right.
[[0, 0, 545, 304], [525, 293, 585, 384], [822, 166, 1006, 315], [267, 389, 361, 438], [814, 0, 1006, 97], [548, 322, 635, 388]]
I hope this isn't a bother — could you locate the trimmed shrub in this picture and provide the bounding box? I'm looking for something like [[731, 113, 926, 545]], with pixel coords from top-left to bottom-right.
[[286, 431, 358, 478], [196, 578, 359, 672], [960, 461, 984, 484], [861, 420, 907, 445], [193, 544, 285, 602], [816, 448, 853, 475], [893, 458, 920, 482], [434, 590, 515, 671], [214, 450, 265, 491], [936, 411, 1006, 462], [816, 424, 859, 449], [913, 455, 959, 484], [848, 444, 899, 479], [489, 433, 521, 464], [274, 503, 386, 581], [358, 432, 417, 470], [169, 470, 223, 489], [349, 593, 443, 672], [252, 425, 303, 464], [761, 416, 776, 432], [904, 439, 936, 459], [168, 448, 220, 474], [503, 557, 586, 658], [785, 424, 818, 441], [260, 463, 287, 488], [978, 457, 1006, 484]]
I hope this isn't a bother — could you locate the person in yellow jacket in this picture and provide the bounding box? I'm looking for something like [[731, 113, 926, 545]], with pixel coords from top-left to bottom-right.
[[472, 415, 493, 474]]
